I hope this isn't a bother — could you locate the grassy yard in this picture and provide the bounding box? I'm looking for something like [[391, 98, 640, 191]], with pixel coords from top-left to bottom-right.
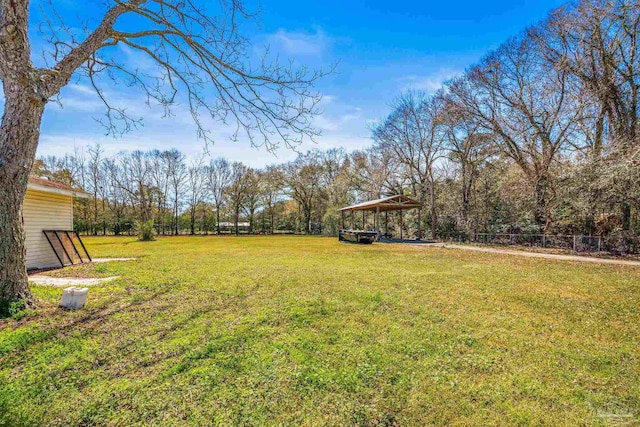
[[1, 236, 639, 426]]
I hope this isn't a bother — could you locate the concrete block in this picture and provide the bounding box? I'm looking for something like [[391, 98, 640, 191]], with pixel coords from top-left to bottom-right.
[[60, 287, 89, 309]]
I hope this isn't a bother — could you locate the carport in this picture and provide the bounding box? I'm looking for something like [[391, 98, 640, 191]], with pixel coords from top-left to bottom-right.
[[338, 195, 422, 242]]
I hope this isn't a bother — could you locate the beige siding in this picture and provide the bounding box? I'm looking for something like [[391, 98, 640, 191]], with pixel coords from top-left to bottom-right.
[[23, 189, 73, 270]]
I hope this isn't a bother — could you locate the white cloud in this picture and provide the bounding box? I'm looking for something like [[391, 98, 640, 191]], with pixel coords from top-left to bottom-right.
[[319, 94, 337, 105], [117, 43, 160, 72], [53, 96, 104, 113], [313, 105, 362, 132], [268, 27, 332, 56], [314, 115, 342, 132], [398, 68, 462, 94], [68, 84, 96, 95]]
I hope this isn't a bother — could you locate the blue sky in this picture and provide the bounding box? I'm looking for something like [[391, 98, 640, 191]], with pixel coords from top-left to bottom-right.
[[33, 0, 566, 167]]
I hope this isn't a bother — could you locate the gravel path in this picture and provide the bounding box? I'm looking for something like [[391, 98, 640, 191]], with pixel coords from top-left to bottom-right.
[[28, 276, 118, 287], [423, 243, 640, 267]]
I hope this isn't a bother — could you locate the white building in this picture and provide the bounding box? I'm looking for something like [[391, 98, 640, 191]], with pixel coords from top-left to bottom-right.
[[23, 176, 89, 270]]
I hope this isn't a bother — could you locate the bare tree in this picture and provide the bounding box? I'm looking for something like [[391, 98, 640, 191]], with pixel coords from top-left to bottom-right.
[[350, 148, 394, 200], [319, 148, 350, 206], [539, 0, 639, 149], [242, 168, 262, 234], [102, 158, 128, 235], [536, 0, 640, 229], [87, 144, 104, 235], [205, 157, 232, 235], [373, 92, 447, 239], [226, 162, 250, 236], [439, 94, 496, 235], [447, 34, 581, 231], [187, 158, 205, 235], [117, 150, 155, 223], [260, 165, 284, 234], [149, 150, 170, 235], [284, 151, 325, 234], [165, 149, 187, 235], [0, 0, 327, 305]]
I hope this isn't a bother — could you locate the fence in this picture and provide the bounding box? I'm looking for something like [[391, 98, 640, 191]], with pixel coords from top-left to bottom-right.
[[443, 233, 640, 255]]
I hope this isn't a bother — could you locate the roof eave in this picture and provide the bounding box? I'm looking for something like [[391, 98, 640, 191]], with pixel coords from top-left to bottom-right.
[[339, 204, 422, 212], [338, 195, 422, 212], [27, 183, 91, 198]]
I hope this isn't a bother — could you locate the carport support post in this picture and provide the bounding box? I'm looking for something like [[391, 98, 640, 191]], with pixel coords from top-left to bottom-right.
[[362, 210, 365, 229], [400, 209, 403, 240], [341, 211, 345, 230], [375, 206, 380, 233], [385, 211, 388, 235], [350, 210, 354, 230]]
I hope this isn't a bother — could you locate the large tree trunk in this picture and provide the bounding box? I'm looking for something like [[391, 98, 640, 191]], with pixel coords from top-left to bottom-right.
[[216, 207, 221, 235], [270, 207, 275, 234], [461, 184, 470, 234], [429, 182, 437, 240], [533, 175, 549, 231], [0, 95, 46, 303], [114, 207, 121, 235], [621, 202, 632, 232], [234, 207, 240, 236], [173, 199, 179, 235], [0, 1, 51, 304], [233, 206, 240, 236], [303, 207, 311, 234], [202, 204, 208, 235], [460, 165, 472, 237], [92, 192, 98, 235]]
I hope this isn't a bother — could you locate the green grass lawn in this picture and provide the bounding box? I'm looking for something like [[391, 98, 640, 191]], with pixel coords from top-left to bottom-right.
[[1, 236, 639, 426]]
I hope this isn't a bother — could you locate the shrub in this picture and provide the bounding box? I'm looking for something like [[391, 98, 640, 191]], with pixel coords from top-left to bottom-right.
[[0, 298, 27, 319], [604, 229, 636, 254], [136, 220, 156, 241], [322, 209, 341, 236]]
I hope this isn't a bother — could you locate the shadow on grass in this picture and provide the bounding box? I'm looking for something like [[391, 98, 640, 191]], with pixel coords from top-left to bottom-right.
[[2, 283, 245, 376], [1, 288, 170, 354]]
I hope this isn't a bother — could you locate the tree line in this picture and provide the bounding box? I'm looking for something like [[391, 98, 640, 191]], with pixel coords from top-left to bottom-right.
[[372, 0, 639, 244], [33, 146, 357, 237], [33, 0, 639, 249]]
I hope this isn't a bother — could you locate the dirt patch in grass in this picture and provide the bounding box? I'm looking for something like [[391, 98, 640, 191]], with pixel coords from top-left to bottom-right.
[[29, 275, 118, 287], [37, 263, 113, 279]]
